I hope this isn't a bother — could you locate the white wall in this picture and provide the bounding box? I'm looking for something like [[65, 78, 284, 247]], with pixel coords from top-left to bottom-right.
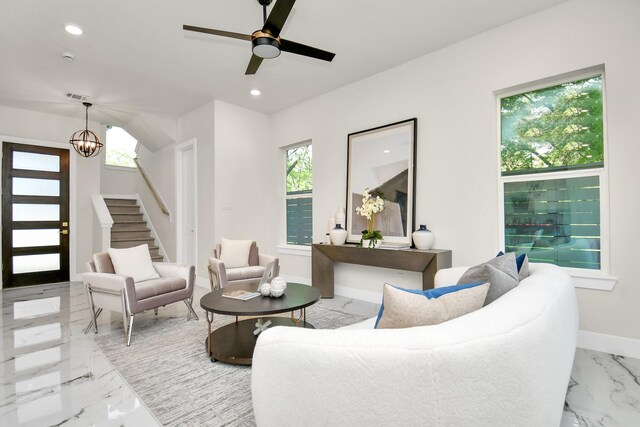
[[213, 100, 277, 252], [0, 105, 102, 281], [100, 154, 138, 195], [269, 0, 640, 339], [177, 101, 216, 279]]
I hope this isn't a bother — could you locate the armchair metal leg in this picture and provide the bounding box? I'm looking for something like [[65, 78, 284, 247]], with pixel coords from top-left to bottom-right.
[[121, 290, 129, 338], [184, 298, 199, 320], [126, 314, 135, 347], [84, 285, 101, 334], [83, 308, 103, 334]]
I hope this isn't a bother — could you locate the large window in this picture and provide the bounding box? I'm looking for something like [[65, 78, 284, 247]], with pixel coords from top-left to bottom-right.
[[285, 143, 312, 245], [105, 126, 137, 168], [499, 72, 606, 271]]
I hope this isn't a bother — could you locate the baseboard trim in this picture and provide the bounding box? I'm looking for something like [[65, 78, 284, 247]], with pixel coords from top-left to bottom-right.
[[280, 275, 382, 303], [334, 285, 381, 304], [195, 275, 209, 289], [280, 275, 311, 286], [578, 330, 640, 359]]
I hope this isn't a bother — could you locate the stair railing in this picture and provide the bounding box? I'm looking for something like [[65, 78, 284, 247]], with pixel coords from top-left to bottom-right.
[[91, 195, 114, 252], [133, 158, 170, 216]]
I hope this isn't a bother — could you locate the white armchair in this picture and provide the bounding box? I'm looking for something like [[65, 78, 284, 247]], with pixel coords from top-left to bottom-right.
[[83, 252, 198, 346], [208, 240, 279, 291]]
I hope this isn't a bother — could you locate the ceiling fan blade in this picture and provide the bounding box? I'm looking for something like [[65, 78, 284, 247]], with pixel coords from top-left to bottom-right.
[[263, 0, 296, 38], [183, 25, 251, 41], [280, 39, 335, 62], [245, 54, 264, 75]]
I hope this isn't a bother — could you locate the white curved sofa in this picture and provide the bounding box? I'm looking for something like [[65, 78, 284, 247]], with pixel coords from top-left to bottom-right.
[[252, 263, 578, 426]]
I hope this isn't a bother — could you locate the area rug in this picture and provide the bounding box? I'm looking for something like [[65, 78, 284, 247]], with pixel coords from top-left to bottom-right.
[[94, 304, 368, 426]]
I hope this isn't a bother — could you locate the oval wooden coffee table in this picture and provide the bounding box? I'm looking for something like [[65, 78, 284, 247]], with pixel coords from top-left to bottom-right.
[[200, 282, 321, 365]]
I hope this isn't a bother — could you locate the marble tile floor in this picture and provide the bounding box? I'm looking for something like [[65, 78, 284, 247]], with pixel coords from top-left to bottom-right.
[[0, 282, 639, 427]]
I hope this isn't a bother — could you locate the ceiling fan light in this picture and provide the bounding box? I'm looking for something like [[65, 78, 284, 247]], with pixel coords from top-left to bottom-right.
[[252, 37, 280, 59]]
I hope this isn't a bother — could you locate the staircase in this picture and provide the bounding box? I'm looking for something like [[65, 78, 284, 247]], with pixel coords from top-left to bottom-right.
[[104, 198, 164, 262]]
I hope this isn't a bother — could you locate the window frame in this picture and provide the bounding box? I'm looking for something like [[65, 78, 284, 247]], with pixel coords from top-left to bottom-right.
[[496, 66, 616, 290], [282, 141, 313, 250]]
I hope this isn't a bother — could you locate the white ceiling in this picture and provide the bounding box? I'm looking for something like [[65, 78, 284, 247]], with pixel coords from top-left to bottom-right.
[[0, 0, 567, 126]]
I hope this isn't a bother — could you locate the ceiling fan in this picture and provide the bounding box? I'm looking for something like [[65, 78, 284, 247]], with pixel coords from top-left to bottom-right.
[[183, 0, 335, 75]]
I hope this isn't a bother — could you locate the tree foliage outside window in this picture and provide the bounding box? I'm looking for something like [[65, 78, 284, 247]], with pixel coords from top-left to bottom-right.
[[285, 144, 312, 245], [500, 75, 603, 175], [106, 126, 137, 168], [286, 145, 312, 194]]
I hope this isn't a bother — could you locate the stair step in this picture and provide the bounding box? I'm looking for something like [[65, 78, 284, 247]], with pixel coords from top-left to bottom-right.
[[105, 196, 162, 260], [108, 205, 141, 214], [110, 237, 156, 248], [112, 221, 147, 231], [111, 213, 144, 222], [111, 229, 151, 239], [104, 198, 138, 206]]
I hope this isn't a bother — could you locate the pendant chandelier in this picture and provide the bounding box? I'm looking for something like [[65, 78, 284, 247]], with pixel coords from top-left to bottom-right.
[[69, 102, 103, 158]]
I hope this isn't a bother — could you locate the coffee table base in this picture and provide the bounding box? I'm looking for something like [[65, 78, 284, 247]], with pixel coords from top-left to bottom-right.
[[205, 317, 315, 365]]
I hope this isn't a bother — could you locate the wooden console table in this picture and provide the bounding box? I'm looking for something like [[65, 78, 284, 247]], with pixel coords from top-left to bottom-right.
[[311, 244, 452, 298]]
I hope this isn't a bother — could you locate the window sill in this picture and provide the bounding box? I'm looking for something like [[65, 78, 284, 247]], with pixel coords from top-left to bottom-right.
[[567, 270, 617, 291], [105, 164, 137, 172], [276, 245, 312, 257]]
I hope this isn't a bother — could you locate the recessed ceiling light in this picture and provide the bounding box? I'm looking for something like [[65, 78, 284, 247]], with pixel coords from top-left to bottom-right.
[[250, 89, 261, 96], [383, 150, 390, 154], [65, 24, 83, 36]]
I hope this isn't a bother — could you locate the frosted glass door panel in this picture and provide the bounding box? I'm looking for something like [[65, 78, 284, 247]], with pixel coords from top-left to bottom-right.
[[13, 229, 60, 248], [12, 204, 60, 221], [13, 152, 60, 172], [13, 254, 60, 274], [13, 178, 60, 196]]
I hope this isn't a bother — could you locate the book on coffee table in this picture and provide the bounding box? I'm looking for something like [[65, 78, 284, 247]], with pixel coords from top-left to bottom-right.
[[222, 289, 261, 301]]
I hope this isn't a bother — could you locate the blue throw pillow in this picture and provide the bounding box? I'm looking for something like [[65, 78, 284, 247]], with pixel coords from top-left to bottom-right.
[[496, 251, 526, 272], [374, 282, 485, 328]]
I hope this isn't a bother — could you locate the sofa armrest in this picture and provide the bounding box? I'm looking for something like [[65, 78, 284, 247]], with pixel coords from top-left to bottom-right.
[[208, 257, 227, 290], [258, 254, 276, 267], [434, 266, 470, 287], [82, 272, 135, 312], [152, 262, 195, 292], [259, 255, 280, 278], [82, 272, 133, 294]]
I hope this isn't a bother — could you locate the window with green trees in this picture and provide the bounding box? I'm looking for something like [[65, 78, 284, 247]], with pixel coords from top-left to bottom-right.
[[106, 126, 137, 168], [285, 143, 312, 245], [499, 72, 606, 271]]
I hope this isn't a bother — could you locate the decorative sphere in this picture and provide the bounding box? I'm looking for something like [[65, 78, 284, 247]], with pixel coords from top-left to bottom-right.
[[269, 277, 287, 298], [259, 282, 271, 296]]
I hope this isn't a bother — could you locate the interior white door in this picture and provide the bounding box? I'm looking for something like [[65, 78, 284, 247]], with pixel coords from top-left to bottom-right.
[[181, 146, 196, 266]]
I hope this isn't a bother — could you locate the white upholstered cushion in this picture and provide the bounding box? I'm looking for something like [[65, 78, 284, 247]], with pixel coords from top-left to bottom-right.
[[226, 265, 265, 281], [107, 244, 159, 283], [376, 283, 490, 329], [220, 238, 252, 268]]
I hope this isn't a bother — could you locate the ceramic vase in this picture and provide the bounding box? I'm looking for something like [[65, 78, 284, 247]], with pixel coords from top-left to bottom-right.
[[412, 225, 435, 250], [335, 208, 346, 229], [329, 224, 348, 245]]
